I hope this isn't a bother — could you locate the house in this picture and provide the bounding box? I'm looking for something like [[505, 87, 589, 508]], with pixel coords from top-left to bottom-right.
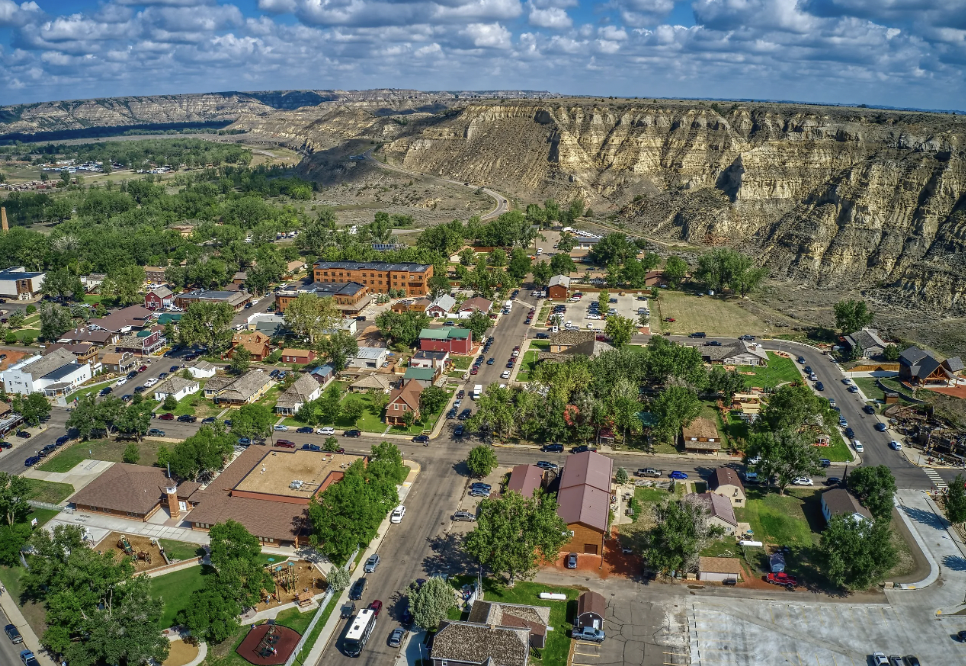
[[285, 260, 305, 277], [538, 339, 613, 364], [207, 370, 273, 405], [556, 451, 613, 556], [546, 329, 595, 353], [844, 328, 888, 359], [174, 289, 251, 312], [426, 294, 456, 318], [231, 331, 271, 361], [821, 488, 872, 524], [732, 393, 762, 417], [418, 327, 472, 355], [458, 296, 493, 315], [506, 464, 544, 499], [1, 348, 91, 396], [274, 281, 370, 314], [385, 379, 422, 425], [144, 286, 173, 310], [313, 260, 433, 297], [697, 557, 742, 583], [252, 314, 287, 338], [943, 357, 965, 378], [409, 350, 448, 371], [403, 366, 436, 388], [392, 297, 432, 314], [89, 305, 155, 333], [231, 271, 247, 286], [697, 340, 769, 366], [347, 347, 389, 370], [430, 621, 530, 666], [309, 364, 335, 385], [682, 418, 721, 453], [143, 266, 167, 283], [101, 351, 137, 374], [69, 463, 198, 522], [43, 343, 97, 366], [81, 273, 106, 292], [575, 591, 606, 631], [689, 492, 738, 535], [275, 373, 323, 415], [348, 373, 394, 393], [0, 266, 45, 300], [644, 270, 666, 287], [153, 376, 200, 402], [58, 328, 118, 347], [467, 600, 551, 650], [187, 361, 217, 379], [116, 329, 165, 356], [280, 348, 316, 365], [898, 347, 949, 385], [156, 313, 182, 326], [547, 275, 571, 300], [707, 468, 746, 507]]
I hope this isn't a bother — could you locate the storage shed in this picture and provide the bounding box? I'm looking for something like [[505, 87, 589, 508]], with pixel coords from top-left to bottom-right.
[[697, 557, 742, 584], [576, 591, 606, 631]]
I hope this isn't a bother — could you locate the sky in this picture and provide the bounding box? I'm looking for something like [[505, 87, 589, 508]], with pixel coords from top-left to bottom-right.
[[0, 0, 964, 110]]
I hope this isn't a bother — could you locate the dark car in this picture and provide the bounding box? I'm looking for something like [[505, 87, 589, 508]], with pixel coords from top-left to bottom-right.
[[413, 435, 430, 444], [704, 340, 722, 346], [825, 477, 841, 486], [536, 461, 558, 471], [739, 335, 756, 341], [689, 332, 706, 338], [202, 417, 216, 424], [296, 426, 314, 434], [138, 365, 148, 373], [56, 435, 70, 446], [159, 412, 175, 421], [875, 422, 887, 432], [148, 428, 166, 437], [819, 458, 831, 467], [340, 601, 356, 619], [844, 427, 854, 438], [24, 456, 40, 467], [863, 405, 876, 414], [570, 445, 595, 454], [804, 366, 812, 374], [38, 445, 56, 457], [566, 552, 578, 569], [301, 443, 321, 452], [542, 443, 564, 453], [99, 387, 113, 396], [453, 425, 464, 437], [120, 394, 133, 402], [20, 650, 39, 666], [815, 382, 824, 391], [4, 623, 23, 643], [348, 578, 367, 600], [158, 372, 168, 380], [356, 315, 367, 321], [388, 627, 406, 648], [343, 429, 361, 438], [458, 409, 472, 420], [127, 371, 138, 380], [901, 657, 920, 666], [506, 362, 514, 369], [134, 386, 146, 394], [536, 333, 549, 339], [457, 390, 465, 399], [486, 358, 495, 365], [177, 414, 197, 423], [237, 437, 251, 445], [0, 441, 12, 450], [170, 365, 180, 373], [274, 439, 296, 448], [447, 408, 458, 419], [15, 431, 30, 439]]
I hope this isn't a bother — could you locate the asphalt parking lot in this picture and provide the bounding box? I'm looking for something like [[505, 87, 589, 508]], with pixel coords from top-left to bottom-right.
[[560, 291, 649, 332]]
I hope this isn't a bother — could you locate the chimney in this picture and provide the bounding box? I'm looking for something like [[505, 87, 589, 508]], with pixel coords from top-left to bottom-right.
[[1, 207, 7, 233], [165, 484, 180, 519]]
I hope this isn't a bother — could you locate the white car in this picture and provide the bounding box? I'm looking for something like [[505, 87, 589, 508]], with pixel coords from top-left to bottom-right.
[[317, 426, 335, 436], [889, 440, 902, 450], [511, 350, 519, 358], [115, 378, 127, 387], [144, 378, 158, 388], [586, 314, 601, 320], [274, 424, 288, 431], [501, 370, 511, 379], [793, 477, 814, 486], [871, 654, 888, 666], [852, 439, 864, 453], [747, 455, 761, 465], [390, 505, 406, 524]]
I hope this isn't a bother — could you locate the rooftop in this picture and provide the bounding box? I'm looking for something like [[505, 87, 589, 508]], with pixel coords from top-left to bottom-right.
[[557, 484, 611, 532], [314, 260, 430, 273], [233, 450, 358, 502], [708, 467, 744, 493], [682, 417, 719, 441], [506, 464, 544, 499], [155, 376, 197, 395], [70, 463, 188, 515], [822, 488, 873, 521], [548, 274, 570, 288], [89, 305, 154, 332], [8, 348, 76, 381], [689, 492, 738, 527], [431, 621, 530, 666], [276, 374, 320, 408], [279, 281, 367, 298], [698, 556, 743, 574], [559, 451, 613, 493], [419, 327, 470, 340], [403, 366, 435, 381]]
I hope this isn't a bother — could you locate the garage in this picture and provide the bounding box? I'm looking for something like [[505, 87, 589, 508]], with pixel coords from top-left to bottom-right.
[[697, 556, 742, 583], [584, 543, 599, 555]]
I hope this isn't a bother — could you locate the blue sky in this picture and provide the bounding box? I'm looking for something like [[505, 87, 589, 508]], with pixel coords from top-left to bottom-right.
[[1, 0, 963, 110]]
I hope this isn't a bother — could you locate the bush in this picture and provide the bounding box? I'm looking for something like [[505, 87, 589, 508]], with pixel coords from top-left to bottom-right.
[[123, 443, 141, 464], [3, 332, 15, 344], [25, 304, 36, 315], [21, 335, 34, 346], [163, 395, 178, 411]]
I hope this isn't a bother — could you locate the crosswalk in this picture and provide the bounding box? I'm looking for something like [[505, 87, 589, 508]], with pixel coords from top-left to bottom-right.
[[923, 467, 947, 490]]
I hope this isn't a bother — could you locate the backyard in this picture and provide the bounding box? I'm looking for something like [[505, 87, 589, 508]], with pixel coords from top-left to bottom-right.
[[37, 437, 170, 473], [156, 386, 223, 420], [852, 376, 915, 406], [737, 352, 802, 389]]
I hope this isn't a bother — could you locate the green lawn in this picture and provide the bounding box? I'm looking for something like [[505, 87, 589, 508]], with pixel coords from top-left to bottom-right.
[[149, 564, 213, 629], [30, 508, 61, 526], [450, 355, 473, 370], [699, 539, 742, 558], [156, 387, 221, 419], [450, 577, 578, 666], [38, 438, 170, 473], [159, 539, 205, 562], [735, 488, 824, 548], [738, 352, 802, 389], [291, 594, 339, 664], [516, 350, 540, 382], [852, 376, 912, 405], [822, 429, 854, 463], [68, 379, 117, 404], [634, 486, 671, 505], [24, 478, 75, 504]]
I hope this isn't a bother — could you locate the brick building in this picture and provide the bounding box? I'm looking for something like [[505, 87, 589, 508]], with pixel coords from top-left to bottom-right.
[[556, 451, 613, 556], [313, 261, 433, 297], [418, 327, 472, 354], [274, 281, 370, 314]]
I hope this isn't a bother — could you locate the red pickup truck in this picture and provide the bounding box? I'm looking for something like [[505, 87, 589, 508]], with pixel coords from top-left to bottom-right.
[[765, 572, 798, 588]]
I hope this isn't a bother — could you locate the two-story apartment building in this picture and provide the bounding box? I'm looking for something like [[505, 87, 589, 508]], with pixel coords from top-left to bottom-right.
[[274, 281, 370, 314]]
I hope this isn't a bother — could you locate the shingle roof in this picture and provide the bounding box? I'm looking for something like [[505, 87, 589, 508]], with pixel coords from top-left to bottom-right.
[[155, 376, 198, 396], [708, 468, 744, 493], [460, 297, 492, 312], [506, 465, 544, 498], [350, 374, 393, 391], [70, 463, 186, 515], [150, 286, 173, 299], [822, 488, 873, 521], [214, 369, 272, 401], [388, 379, 422, 411], [431, 621, 530, 666], [548, 275, 570, 288], [682, 417, 719, 441], [689, 492, 738, 527], [276, 374, 320, 408], [89, 305, 154, 332], [429, 294, 456, 312], [557, 484, 611, 532], [13, 348, 77, 381], [60, 328, 114, 344], [467, 601, 550, 637], [413, 350, 447, 361], [577, 591, 606, 619], [698, 557, 743, 574], [549, 329, 595, 348], [560, 451, 613, 493], [944, 357, 965, 373], [900, 346, 929, 366], [403, 366, 435, 381], [846, 328, 886, 350]]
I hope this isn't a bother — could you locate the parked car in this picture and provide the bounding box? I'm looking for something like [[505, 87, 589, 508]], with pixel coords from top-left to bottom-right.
[[453, 425, 464, 437], [901, 657, 920, 666], [274, 424, 289, 431], [765, 572, 798, 588], [20, 649, 40, 666], [348, 578, 367, 600], [177, 414, 197, 423], [274, 439, 296, 448], [572, 627, 605, 643], [669, 471, 688, 480], [296, 426, 314, 434], [804, 366, 812, 374], [890, 440, 903, 450], [844, 427, 855, 439], [24, 456, 40, 467], [134, 386, 146, 394], [871, 654, 889, 666], [470, 368, 479, 375], [469, 488, 490, 498], [825, 477, 841, 486], [458, 409, 472, 420], [170, 365, 181, 373], [158, 372, 168, 380], [390, 506, 406, 524], [470, 482, 491, 491], [536, 333, 549, 339], [144, 378, 159, 387], [797, 356, 806, 364], [343, 429, 361, 438], [159, 413, 175, 420], [864, 405, 876, 414], [536, 461, 558, 471], [388, 627, 407, 647], [500, 370, 511, 379], [447, 408, 458, 419], [542, 443, 564, 452], [413, 435, 429, 444], [815, 382, 824, 391], [792, 477, 814, 486], [317, 426, 335, 435], [147, 428, 165, 437], [237, 438, 251, 445], [340, 601, 356, 619], [453, 511, 476, 522], [56, 435, 70, 446], [853, 440, 864, 453], [704, 340, 722, 347], [636, 468, 661, 478], [570, 445, 596, 454], [301, 443, 321, 452], [5, 623, 23, 644], [202, 417, 217, 424], [15, 431, 30, 439], [875, 422, 887, 432], [688, 332, 706, 338], [848, 385, 859, 393], [566, 552, 578, 569], [743, 471, 759, 483], [819, 458, 831, 467], [364, 554, 380, 573]]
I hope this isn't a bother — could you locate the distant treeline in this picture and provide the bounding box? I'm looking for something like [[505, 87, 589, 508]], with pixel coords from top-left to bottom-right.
[[0, 120, 234, 145], [17, 138, 253, 171]]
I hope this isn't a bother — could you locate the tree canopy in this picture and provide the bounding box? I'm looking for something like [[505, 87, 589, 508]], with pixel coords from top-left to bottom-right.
[[834, 299, 875, 334]]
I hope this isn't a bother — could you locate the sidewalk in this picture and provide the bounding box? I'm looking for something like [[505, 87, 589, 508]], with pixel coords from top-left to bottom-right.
[[0, 590, 56, 666], [23, 459, 114, 497], [301, 460, 421, 666]]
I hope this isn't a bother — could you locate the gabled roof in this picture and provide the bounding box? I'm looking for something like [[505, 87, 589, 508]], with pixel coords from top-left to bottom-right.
[[354, 347, 388, 359], [276, 374, 321, 408], [70, 463, 188, 515], [154, 376, 198, 396], [708, 467, 744, 493], [419, 327, 470, 340], [822, 488, 872, 521], [548, 329, 594, 348], [899, 346, 929, 366], [431, 621, 530, 666], [279, 348, 314, 358], [698, 557, 742, 574], [350, 373, 393, 391], [560, 451, 613, 493], [429, 294, 456, 312], [944, 357, 964, 373], [682, 417, 719, 440], [8, 348, 76, 381], [216, 369, 272, 401], [149, 286, 173, 299], [467, 601, 550, 637], [88, 305, 154, 332], [548, 274, 570, 288], [557, 484, 611, 532], [388, 379, 422, 411], [846, 328, 886, 350], [460, 297, 492, 312], [506, 465, 544, 498], [689, 492, 738, 527], [413, 350, 447, 361], [577, 590, 606, 619]]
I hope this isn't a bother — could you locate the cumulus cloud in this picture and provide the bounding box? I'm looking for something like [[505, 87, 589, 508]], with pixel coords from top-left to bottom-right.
[[457, 22, 512, 48], [528, 3, 571, 29], [0, 0, 40, 27]]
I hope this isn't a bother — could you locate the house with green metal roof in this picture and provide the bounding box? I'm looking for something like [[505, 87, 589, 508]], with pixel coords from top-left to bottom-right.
[[418, 327, 472, 354], [403, 366, 437, 388]]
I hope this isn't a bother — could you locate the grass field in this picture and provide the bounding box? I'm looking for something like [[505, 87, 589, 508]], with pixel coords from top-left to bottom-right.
[[24, 478, 75, 504], [450, 355, 473, 370], [38, 437, 169, 472], [159, 539, 205, 562], [738, 352, 802, 389], [30, 508, 61, 526], [156, 388, 222, 419], [852, 376, 913, 405], [149, 564, 213, 629], [652, 290, 772, 337], [735, 488, 823, 548]]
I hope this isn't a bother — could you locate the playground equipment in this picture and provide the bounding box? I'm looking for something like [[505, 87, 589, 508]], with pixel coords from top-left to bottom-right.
[[135, 550, 153, 565], [272, 561, 297, 592], [256, 623, 280, 658], [117, 536, 133, 556]]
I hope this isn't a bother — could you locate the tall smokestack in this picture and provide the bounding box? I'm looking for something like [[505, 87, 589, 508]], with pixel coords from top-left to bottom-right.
[[1, 207, 7, 233]]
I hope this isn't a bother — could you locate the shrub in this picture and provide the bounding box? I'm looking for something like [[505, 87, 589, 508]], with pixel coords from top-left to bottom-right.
[[123, 443, 141, 464], [163, 395, 178, 411]]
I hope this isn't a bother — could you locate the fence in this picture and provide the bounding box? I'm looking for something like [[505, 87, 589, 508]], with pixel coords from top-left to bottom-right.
[[284, 589, 332, 666], [27, 500, 66, 512]]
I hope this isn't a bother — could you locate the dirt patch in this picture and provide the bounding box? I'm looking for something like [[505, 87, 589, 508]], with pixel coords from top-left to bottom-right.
[[94, 531, 168, 572], [546, 530, 642, 580], [257, 560, 326, 611], [162, 639, 199, 666]]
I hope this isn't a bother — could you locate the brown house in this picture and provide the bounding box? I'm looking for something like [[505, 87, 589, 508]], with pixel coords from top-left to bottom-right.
[[385, 378, 423, 425], [466, 600, 551, 650], [708, 467, 746, 507], [231, 331, 272, 361], [280, 348, 316, 364], [505, 464, 544, 499], [556, 451, 613, 556], [682, 417, 721, 453], [313, 260, 433, 297], [275, 281, 370, 314], [101, 351, 137, 374], [392, 297, 431, 314], [69, 464, 198, 522], [547, 275, 570, 300], [43, 343, 97, 366]]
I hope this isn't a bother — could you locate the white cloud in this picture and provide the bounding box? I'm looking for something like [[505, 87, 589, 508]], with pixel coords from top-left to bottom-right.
[[528, 4, 571, 29], [458, 22, 512, 48], [0, 1, 39, 28]]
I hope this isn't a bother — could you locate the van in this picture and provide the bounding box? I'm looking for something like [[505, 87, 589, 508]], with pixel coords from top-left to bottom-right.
[[852, 439, 864, 453]]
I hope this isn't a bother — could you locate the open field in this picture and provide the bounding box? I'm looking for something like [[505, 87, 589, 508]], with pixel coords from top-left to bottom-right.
[[652, 291, 773, 337], [149, 565, 213, 629], [38, 438, 169, 472], [738, 352, 802, 389], [24, 478, 75, 504]]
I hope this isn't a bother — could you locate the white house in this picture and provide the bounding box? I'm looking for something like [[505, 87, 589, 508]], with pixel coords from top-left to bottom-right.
[[0, 267, 45, 300], [187, 361, 217, 379], [153, 376, 200, 402], [426, 294, 456, 318], [348, 347, 389, 369], [274, 373, 324, 415], [410, 350, 449, 370], [1, 348, 90, 396]]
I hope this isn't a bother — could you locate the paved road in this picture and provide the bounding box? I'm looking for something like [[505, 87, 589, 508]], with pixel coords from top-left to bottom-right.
[[231, 293, 275, 327], [0, 605, 28, 666]]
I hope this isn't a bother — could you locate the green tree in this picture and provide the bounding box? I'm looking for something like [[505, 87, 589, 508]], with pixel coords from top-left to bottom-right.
[[179, 583, 240, 643], [7, 311, 25, 329], [651, 385, 701, 445], [317, 329, 358, 372], [327, 565, 351, 592], [284, 293, 342, 344], [597, 289, 610, 314], [745, 428, 824, 495], [820, 516, 896, 590], [756, 382, 836, 435], [375, 310, 430, 347], [168, 425, 235, 481], [845, 466, 896, 522], [531, 260, 553, 288], [549, 252, 576, 277], [556, 232, 576, 252], [340, 397, 364, 426], [0, 472, 32, 528], [662, 256, 688, 287], [589, 233, 634, 266], [39, 303, 75, 341], [231, 404, 274, 442], [463, 310, 491, 343], [419, 386, 448, 415], [116, 402, 153, 441], [12, 392, 52, 426], [324, 436, 341, 452], [230, 345, 252, 374], [101, 265, 146, 306], [178, 301, 235, 354], [643, 336, 707, 387], [123, 443, 141, 464], [408, 576, 456, 631], [25, 304, 36, 315], [834, 299, 875, 334], [615, 467, 629, 485], [707, 365, 747, 401], [209, 519, 263, 570], [466, 445, 498, 478], [604, 315, 636, 347], [646, 496, 725, 574], [883, 344, 901, 361], [463, 490, 568, 585], [945, 474, 966, 524], [162, 394, 178, 411]]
